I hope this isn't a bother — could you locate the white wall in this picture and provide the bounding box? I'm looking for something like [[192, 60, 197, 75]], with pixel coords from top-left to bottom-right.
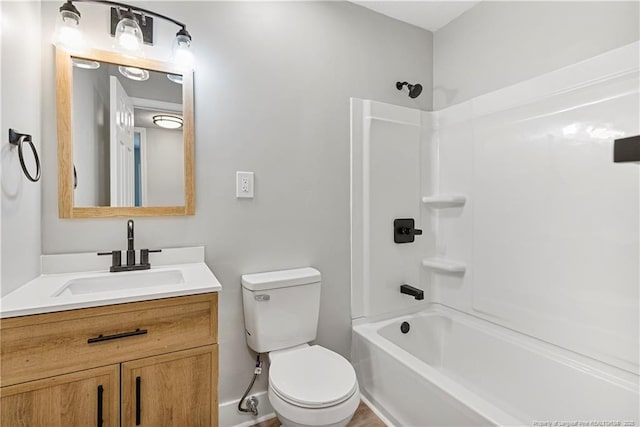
[[145, 127, 184, 206], [1, 1, 42, 296], [434, 1, 640, 109], [38, 0, 433, 408]]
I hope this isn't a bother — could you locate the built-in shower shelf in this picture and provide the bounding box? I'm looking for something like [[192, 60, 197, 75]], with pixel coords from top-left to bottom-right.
[[421, 195, 466, 208], [422, 258, 466, 274]]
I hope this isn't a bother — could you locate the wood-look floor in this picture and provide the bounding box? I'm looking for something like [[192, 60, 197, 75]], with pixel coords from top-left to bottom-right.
[[251, 401, 386, 427]]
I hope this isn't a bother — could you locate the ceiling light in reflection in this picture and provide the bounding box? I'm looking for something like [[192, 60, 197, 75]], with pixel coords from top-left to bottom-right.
[[72, 58, 100, 70], [167, 73, 183, 84], [153, 115, 183, 129], [118, 66, 149, 81]]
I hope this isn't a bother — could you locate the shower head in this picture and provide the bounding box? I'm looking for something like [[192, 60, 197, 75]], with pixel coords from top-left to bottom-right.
[[396, 81, 423, 99]]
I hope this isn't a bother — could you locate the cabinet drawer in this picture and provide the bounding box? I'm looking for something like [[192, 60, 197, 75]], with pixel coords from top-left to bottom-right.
[[1, 293, 217, 387]]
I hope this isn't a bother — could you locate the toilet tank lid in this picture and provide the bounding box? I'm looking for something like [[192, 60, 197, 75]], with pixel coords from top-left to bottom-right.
[[241, 267, 321, 291]]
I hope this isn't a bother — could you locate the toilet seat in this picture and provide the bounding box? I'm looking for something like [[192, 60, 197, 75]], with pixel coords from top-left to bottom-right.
[[269, 345, 358, 409]]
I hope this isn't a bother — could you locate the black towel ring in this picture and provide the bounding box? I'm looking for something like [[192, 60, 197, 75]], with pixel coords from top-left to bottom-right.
[[9, 128, 41, 182]]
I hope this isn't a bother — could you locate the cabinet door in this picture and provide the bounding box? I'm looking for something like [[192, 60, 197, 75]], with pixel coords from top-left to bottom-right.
[[122, 345, 218, 427], [0, 365, 119, 427]]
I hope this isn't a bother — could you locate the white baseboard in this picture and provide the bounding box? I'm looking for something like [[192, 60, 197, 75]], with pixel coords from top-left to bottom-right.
[[219, 390, 276, 427]]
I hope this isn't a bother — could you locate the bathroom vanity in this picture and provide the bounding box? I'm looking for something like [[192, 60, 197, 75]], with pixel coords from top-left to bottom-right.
[[0, 247, 221, 426]]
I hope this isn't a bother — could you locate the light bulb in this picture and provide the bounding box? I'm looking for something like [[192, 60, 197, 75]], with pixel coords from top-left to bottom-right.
[[114, 11, 143, 56], [170, 29, 194, 68], [54, 4, 86, 53]]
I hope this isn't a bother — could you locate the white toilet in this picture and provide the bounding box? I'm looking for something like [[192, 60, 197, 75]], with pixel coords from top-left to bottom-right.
[[241, 267, 360, 427]]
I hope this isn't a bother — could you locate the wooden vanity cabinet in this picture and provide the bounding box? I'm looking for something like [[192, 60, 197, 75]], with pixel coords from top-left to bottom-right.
[[0, 293, 218, 427]]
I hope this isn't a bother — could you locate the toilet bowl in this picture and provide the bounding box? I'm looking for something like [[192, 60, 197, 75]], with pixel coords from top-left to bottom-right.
[[268, 345, 360, 427], [241, 268, 360, 427]]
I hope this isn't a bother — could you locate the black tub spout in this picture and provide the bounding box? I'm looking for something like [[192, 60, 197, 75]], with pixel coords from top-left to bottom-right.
[[400, 284, 424, 300]]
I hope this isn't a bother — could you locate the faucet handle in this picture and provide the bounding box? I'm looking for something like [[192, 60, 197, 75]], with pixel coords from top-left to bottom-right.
[[139, 249, 162, 266], [394, 218, 423, 243], [98, 250, 122, 269]]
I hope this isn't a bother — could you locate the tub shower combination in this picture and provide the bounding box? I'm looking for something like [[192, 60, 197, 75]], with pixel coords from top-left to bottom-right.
[[350, 43, 639, 426]]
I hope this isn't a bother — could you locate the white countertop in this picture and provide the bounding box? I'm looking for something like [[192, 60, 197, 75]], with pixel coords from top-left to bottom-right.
[[0, 247, 222, 318]]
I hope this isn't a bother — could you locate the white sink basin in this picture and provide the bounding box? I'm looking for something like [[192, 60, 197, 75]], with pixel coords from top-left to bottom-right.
[[54, 269, 184, 296], [0, 247, 222, 318]]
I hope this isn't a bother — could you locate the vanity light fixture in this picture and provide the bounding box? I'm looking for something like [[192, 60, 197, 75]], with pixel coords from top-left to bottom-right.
[[153, 115, 183, 130], [118, 66, 149, 81], [170, 28, 194, 68], [113, 8, 144, 56], [54, 1, 86, 53], [54, 0, 193, 67]]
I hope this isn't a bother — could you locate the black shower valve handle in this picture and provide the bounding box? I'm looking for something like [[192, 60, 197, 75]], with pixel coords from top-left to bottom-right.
[[399, 226, 422, 235], [394, 218, 422, 243]]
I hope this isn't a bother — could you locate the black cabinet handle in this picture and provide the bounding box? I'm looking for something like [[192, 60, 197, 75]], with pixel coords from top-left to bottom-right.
[[87, 328, 147, 344], [135, 376, 141, 425], [97, 385, 104, 427]]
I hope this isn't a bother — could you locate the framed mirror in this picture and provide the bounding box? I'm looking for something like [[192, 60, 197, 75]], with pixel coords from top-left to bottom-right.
[[56, 47, 194, 218]]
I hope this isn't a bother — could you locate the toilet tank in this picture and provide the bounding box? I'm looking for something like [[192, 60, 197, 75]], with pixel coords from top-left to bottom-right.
[[241, 267, 321, 353]]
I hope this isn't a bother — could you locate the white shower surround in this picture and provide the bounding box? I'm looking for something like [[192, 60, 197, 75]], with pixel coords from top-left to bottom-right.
[[350, 41, 639, 423]]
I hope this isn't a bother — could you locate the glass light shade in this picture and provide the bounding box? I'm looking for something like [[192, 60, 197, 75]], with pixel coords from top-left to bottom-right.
[[170, 34, 194, 68], [114, 17, 144, 56], [54, 10, 86, 53]]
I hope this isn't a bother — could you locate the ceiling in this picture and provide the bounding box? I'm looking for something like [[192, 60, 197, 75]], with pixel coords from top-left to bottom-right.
[[352, 1, 481, 32]]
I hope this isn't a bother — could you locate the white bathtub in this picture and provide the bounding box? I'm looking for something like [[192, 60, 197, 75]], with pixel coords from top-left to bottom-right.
[[352, 305, 639, 426]]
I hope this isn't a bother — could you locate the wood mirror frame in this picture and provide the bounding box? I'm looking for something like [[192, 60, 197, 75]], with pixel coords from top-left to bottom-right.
[[56, 47, 195, 218]]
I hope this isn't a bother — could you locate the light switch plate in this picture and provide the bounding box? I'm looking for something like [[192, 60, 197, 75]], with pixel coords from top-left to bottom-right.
[[236, 171, 254, 198]]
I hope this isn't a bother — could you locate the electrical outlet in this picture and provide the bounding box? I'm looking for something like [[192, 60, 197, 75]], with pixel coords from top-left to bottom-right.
[[236, 171, 254, 198]]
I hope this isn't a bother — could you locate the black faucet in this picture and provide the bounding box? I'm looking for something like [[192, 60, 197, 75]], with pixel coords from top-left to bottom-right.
[[127, 219, 135, 266], [400, 284, 424, 300], [98, 219, 162, 272]]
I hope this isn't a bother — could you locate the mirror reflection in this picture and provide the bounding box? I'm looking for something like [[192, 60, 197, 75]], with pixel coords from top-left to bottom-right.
[[71, 58, 184, 207]]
